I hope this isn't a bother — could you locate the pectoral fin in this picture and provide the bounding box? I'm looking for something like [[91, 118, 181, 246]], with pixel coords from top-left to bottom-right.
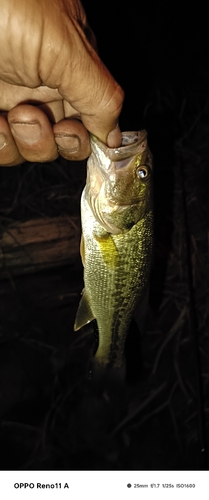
[[74, 289, 95, 331], [94, 233, 118, 267]]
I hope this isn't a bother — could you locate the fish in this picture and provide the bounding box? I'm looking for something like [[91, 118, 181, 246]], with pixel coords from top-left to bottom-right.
[[74, 130, 153, 374]]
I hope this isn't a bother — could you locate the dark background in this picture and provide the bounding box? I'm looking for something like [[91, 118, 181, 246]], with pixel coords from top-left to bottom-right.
[[83, 1, 208, 125], [0, 1, 208, 470]]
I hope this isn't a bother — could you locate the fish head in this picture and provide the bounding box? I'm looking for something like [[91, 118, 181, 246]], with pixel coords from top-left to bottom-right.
[[85, 131, 153, 234]]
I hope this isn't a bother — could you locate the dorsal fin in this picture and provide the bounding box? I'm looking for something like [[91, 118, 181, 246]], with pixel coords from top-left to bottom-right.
[[74, 289, 95, 331]]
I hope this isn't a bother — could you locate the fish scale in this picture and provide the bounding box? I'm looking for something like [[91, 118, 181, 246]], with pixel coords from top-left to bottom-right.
[[74, 131, 153, 373]]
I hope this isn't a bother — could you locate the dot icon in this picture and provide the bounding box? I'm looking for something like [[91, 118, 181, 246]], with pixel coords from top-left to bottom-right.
[[127, 484, 132, 488]]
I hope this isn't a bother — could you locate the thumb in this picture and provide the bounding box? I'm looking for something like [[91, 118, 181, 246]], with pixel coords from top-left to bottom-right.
[[40, 13, 124, 146]]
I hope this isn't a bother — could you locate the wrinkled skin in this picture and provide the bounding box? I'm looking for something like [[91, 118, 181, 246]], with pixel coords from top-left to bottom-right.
[[0, 0, 124, 166]]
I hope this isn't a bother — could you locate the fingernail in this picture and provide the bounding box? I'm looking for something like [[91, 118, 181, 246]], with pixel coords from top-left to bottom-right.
[[0, 133, 7, 150], [10, 121, 41, 144], [55, 134, 80, 153], [107, 125, 122, 148]]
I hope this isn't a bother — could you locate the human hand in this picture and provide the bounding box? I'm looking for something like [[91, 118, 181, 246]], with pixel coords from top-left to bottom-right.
[[0, 0, 124, 166]]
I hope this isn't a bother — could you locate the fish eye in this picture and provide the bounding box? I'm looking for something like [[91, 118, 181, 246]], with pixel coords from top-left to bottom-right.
[[136, 166, 150, 180]]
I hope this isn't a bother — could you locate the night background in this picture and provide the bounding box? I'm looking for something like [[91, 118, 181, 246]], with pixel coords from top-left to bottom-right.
[[0, 1, 208, 470]]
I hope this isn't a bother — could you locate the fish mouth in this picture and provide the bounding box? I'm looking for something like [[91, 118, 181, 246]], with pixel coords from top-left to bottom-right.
[[91, 130, 147, 163], [121, 130, 147, 146]]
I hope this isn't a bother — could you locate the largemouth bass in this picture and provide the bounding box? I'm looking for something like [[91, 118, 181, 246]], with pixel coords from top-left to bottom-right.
[[74, 130, 153, 373]]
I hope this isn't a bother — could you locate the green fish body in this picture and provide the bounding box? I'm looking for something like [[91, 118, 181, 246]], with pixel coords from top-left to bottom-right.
[[74, 131, 153, 371]]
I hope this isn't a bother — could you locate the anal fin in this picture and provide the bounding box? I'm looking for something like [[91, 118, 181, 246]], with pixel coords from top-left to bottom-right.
[[74, 289, 95, 331]]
